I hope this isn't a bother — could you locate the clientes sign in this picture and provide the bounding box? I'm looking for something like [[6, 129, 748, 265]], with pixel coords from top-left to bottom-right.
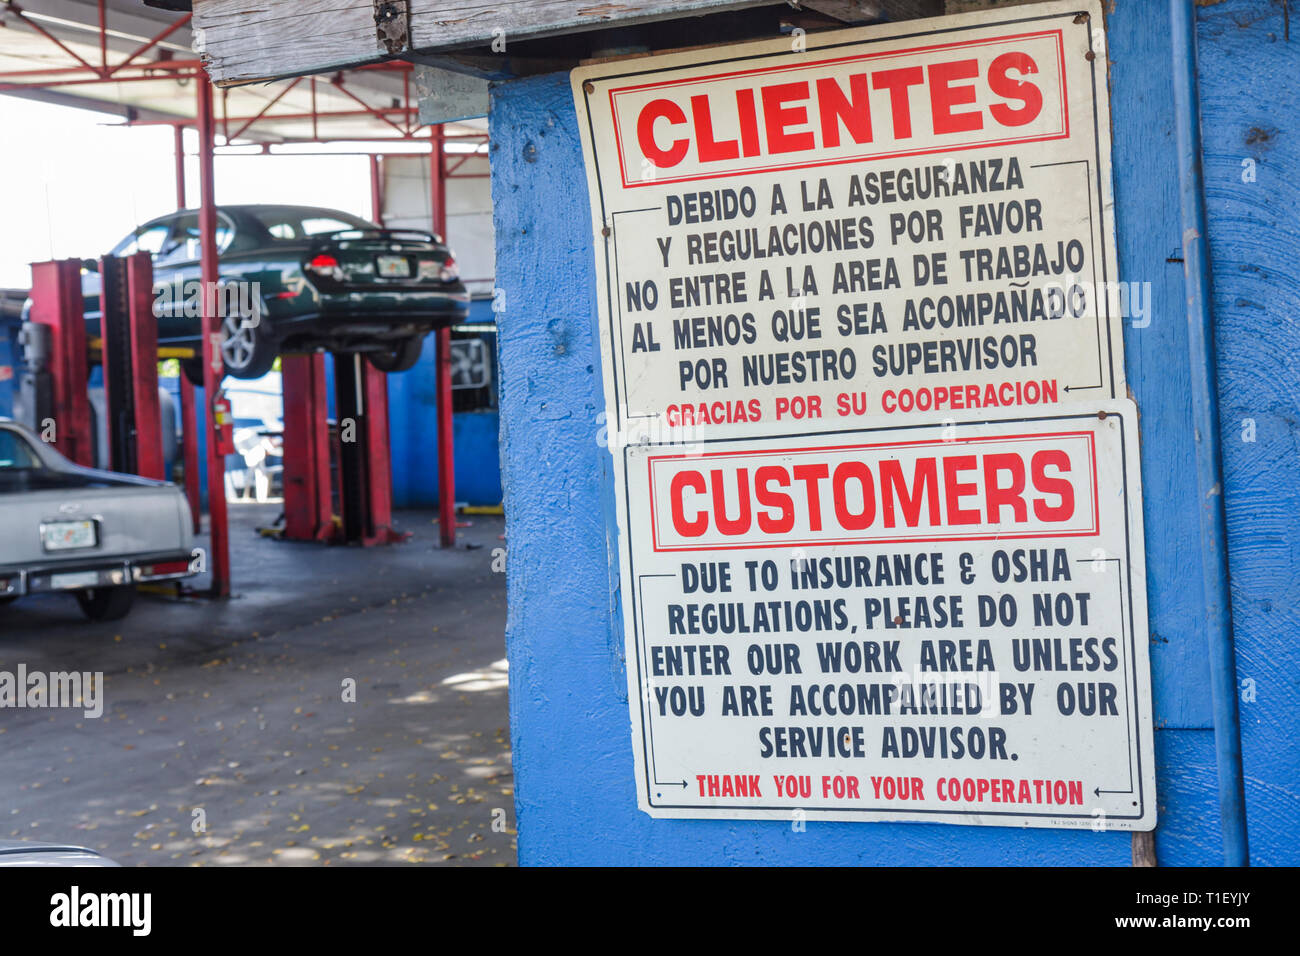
[[614, 31, 1067, 186]]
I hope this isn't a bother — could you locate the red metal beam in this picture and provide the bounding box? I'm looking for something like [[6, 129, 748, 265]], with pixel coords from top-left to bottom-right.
[[126, 106, 418, 127], [403, 69, 410, 135], [0, 60, 201, 81], [6, 3, 103, 76], [173, 123, 200, 531], [329, 76, 408, 137], [431, 124, 456, 548], [0, 69, 202, 93], [197, 69, 230, 597], [370, 154, 384, 226], [173, 124, 187, 207], [98, 0, 107, 72], [109, 12, 193, 76], [227, 76, 300, 141]]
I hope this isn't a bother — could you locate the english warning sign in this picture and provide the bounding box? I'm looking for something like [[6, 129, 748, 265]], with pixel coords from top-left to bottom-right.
[[621, 405, 1155, 828], [573, 0, 1125, 440]]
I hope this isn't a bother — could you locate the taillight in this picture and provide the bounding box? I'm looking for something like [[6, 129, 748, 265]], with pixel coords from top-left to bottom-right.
[[306, 254, 344, 281], [139, 560, 191, 579], [439, 256, 459, 282]]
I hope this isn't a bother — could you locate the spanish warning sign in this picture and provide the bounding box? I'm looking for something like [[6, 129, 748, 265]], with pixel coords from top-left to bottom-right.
[[573, 1, 1154, 830], [573, 0, 1125, 439], [618, 404, 1155, 828]]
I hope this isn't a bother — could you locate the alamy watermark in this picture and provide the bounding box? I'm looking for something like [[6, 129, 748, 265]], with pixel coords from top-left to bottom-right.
[[0, 665, 103, 718], [152, 277, 262, 329]]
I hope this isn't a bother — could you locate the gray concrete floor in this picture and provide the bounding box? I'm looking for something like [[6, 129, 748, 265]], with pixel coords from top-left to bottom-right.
[[0, 503, 514, 866]]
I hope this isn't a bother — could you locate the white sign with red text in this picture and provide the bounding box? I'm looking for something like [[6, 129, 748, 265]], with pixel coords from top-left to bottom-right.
[[573, 2, 1153, 829], [573, 0, 1124, 442], [617, 404, 1155, 828]]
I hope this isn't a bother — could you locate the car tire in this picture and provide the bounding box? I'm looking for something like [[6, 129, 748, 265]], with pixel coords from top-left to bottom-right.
[[75, 585, 135, 622], [180, 320, 278, 385], [221, 312, 279, 380], [366, 336, 425, 374]]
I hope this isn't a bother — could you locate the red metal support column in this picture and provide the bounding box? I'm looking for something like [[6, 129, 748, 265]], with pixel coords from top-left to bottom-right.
[[27, 260, 91, 466], [173, 124, 187, 208], [174, 123, 200, 530], [361, 360, 400, 544], [432, 124, 455, 547], [369, 154, 384, 226], [279, 353, 333, 542], [126, 251, 164, 479], [197, 70, 230, 596]]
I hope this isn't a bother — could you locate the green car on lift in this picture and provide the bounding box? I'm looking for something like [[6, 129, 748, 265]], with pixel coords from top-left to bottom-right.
[[80, 204, 470, 383]]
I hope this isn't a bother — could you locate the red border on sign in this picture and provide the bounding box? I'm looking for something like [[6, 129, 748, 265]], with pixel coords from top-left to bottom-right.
[[645, 430, 1100, 552], [609, 29, 1070, 189]]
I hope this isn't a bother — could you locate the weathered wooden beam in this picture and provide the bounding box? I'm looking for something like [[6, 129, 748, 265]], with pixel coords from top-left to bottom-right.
[[194, 0, 779, 86], [193, 0, 953, 87], [799, 0, 944, 24]]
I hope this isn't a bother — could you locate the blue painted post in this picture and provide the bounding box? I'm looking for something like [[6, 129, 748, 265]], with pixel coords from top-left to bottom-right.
[[490, 0, 1298, 865]]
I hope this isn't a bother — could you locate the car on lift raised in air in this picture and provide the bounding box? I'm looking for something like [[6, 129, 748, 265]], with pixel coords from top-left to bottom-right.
[[77, 204, 469, 383], [0, 418, 195, 621]]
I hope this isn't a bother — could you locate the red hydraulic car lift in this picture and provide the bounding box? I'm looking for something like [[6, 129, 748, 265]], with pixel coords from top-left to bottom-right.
[[98, 253, 165, 480], [276, 150, 415, 548], [26, 260, 92, 466], [280, 353, 334, 542], [26, 253, 166, 482], [279, 352, 406, 547]]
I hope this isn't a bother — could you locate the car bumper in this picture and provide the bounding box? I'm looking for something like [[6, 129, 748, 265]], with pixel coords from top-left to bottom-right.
[[0, 551, 195, 598]]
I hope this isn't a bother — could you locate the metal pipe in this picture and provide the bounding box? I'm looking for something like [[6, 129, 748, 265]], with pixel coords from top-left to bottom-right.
[[196, 69, 230, 598], [1169, 0, 1249, 866]]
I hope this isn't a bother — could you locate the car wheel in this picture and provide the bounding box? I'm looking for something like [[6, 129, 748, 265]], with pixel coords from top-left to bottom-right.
[[75, 585, 135, 622], [366, 336, 425, 374], [221, 313, 278, 380]]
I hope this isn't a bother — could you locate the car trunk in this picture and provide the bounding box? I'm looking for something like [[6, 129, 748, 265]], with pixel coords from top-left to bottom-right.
[[0, 474, 186, 569], [306, 231, 455, 290]]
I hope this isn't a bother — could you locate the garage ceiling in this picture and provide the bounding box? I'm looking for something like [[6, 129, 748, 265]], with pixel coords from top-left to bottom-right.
[[0, 0, 486, 145]]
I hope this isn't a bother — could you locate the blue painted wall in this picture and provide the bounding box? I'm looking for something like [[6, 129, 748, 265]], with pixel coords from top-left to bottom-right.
[[1195, 0, 1300, 866], [493, 0, 1295, 865], [388, 299, 503, 507]]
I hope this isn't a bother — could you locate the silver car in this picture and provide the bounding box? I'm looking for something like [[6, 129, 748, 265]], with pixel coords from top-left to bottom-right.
[[0, 841, 118, 866], [0, 419, 196, 621]]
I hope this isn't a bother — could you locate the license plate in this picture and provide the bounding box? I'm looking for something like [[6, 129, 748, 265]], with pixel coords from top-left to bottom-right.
[[377, 255, 410, 278], [41, 519, 97, 551], [51, 571, 100, 590]]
